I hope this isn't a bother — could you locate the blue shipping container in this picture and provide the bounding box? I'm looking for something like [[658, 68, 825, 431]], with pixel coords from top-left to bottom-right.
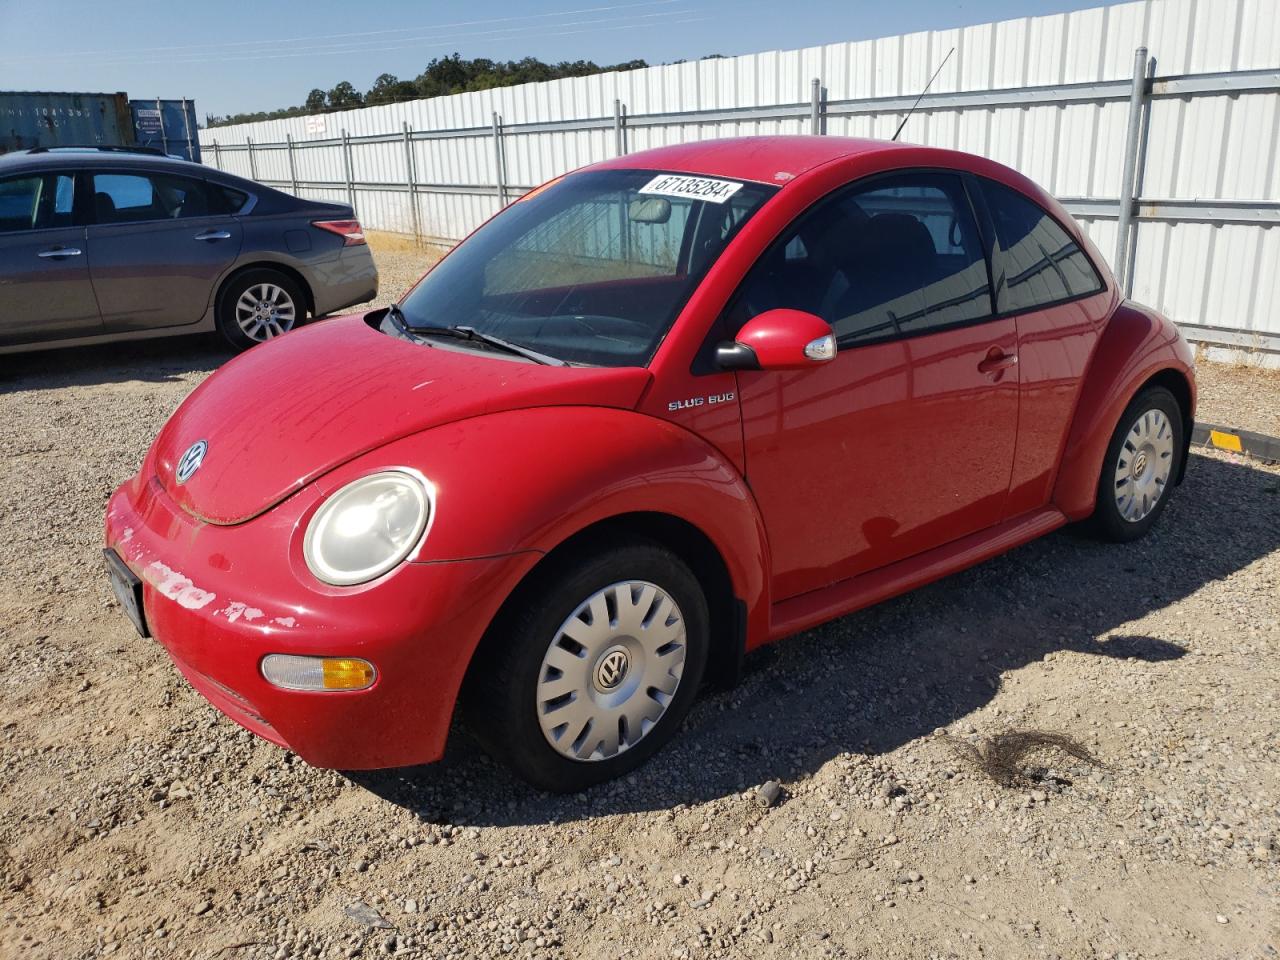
[[129, 98, 201, 162], [1, 90, 133, 154]]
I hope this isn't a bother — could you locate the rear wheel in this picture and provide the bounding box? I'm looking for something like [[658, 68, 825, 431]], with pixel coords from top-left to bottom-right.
[[1087, 386, 1184, 542], [216, 269, 306, 351], [467, 541, 709, 792]]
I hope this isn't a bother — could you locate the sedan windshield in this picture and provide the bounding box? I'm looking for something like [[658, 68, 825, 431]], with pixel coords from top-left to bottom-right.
[[395, 169, 777, 366]]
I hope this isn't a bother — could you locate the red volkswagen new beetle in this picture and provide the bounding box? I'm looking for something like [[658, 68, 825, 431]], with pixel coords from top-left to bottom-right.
[[105, 137, 1195, 791]]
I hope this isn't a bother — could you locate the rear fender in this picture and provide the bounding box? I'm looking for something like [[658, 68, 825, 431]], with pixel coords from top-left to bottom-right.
[[1053, 302, 1196, 520]]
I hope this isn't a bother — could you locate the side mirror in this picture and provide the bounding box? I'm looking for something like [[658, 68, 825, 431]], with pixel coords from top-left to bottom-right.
[[716, 309, 837, 371]]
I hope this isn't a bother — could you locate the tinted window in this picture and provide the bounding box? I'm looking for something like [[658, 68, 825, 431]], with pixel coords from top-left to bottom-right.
[[91, 172, 217, 224], [0, 174, 74, 233], [981, 179, 1103, 311], [211, 183, 249, 214], [733, 173, 993, 345]]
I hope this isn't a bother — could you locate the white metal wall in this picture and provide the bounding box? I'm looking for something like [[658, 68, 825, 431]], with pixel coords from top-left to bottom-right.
[[200, 0, 1280, 349]]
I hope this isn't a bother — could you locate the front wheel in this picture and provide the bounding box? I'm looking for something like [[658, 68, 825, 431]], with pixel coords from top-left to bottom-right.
[[215, 269, 306, 351], [1087, 385, 1184, 542], [466, 542, 709, 792]]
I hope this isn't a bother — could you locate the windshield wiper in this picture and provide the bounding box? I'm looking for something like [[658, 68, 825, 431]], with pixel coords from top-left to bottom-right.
[[452, 325, 568, 366], [387, 305, 567, 366], [384, 303, 418, 341]]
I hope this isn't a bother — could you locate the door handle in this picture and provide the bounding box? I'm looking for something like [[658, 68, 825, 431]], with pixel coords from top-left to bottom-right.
[[37, 246, 82, 258], [194, 230, 232, 241], [978, 348, 1018, 374]]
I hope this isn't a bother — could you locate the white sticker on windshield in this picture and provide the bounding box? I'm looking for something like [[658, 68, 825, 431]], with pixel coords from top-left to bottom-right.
[[639, 173, 744, 204]]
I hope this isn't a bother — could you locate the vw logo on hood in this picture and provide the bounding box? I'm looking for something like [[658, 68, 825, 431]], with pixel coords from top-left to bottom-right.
[[175, 440, 208, 484]]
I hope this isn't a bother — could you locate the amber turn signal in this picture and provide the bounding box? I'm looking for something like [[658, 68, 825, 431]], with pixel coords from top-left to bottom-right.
[[261, 654, 376, 691]]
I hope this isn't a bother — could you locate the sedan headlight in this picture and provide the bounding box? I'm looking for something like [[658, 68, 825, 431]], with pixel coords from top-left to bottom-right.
[[304, 470, 430, 586]]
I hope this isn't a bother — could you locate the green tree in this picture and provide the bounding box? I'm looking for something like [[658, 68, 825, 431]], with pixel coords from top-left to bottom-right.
[[205, 54, 654, 128], [366, 73, 419, 106], [327, 81, 364, 110]]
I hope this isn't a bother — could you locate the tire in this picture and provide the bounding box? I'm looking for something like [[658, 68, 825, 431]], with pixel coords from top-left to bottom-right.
[[1087, 385, 1184, 543], [215, 268, 307, 351], [466, 541, 710, 792]]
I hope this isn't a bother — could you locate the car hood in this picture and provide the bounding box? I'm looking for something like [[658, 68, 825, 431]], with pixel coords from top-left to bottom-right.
[[153, 315, 652, 524]]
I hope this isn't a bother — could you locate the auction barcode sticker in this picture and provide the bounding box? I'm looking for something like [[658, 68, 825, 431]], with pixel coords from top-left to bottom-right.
[[639, 174, 744, 204]]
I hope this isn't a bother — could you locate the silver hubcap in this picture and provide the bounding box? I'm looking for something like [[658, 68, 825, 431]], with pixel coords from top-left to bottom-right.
[[536, 580, 686, 762], [235, 283, 297, 341], [1114, 408, 1174, 522]]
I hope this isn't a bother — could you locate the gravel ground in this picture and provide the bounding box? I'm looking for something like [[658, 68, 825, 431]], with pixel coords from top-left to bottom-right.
[[1190, 361, 1280, 438], [1, 238, 1277, 959]]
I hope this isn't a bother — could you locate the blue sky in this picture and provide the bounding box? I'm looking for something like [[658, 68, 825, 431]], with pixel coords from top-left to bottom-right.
[[0, 0, 1109, 120]]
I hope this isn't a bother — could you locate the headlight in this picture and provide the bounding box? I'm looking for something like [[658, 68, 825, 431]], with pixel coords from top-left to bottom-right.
[[304, 470, 430, 585]]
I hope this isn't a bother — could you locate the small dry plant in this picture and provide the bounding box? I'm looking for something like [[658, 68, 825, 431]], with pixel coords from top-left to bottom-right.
[[944, 730, 1103, 788]]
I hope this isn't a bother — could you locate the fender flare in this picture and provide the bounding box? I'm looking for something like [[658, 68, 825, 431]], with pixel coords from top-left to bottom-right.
[[1053, 302, 1196, 520]]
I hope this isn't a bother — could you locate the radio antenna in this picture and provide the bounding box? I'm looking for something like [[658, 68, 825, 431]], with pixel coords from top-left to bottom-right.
[[891, 47, 955, 141]]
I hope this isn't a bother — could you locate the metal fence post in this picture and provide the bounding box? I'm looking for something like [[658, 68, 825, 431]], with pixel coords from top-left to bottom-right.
[[246, 136, 257, 181], [1114, 46, 1149, 292], [492, 112, 507, 206], [212, 141, 221, 170], [810, 78, 822, 135], [342, 129, 356, 214], [286, 133, 299, 195], [614, 99, 626, 156], [403, 121, 422, 247]]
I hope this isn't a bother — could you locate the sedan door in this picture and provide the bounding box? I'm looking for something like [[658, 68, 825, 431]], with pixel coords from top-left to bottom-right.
[[85, 169, 242, 332], [0, 170, 102, 347], [729, 172, 1019, 601]]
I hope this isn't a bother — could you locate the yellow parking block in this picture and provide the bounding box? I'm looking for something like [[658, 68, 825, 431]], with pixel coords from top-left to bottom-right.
[[1208, 429, 1243, 452]]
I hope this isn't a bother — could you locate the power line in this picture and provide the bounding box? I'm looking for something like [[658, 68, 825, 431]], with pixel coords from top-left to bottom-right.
[[4, 0, 692, 63], [32, 13, 711, 72]]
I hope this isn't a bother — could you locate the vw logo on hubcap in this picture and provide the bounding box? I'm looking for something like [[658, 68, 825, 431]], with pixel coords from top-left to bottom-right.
[[593, 647, 630, 690], [175, 440, 208, 484], [1133, 451, 1148, 477]]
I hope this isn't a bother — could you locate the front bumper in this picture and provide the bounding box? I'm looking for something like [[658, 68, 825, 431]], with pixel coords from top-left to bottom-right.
[[105, 475, 537, 769]]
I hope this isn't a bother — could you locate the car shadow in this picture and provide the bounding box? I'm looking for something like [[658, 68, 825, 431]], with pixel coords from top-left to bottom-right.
[[347, 451, 1279, 824], [0, 333, 232, 393]]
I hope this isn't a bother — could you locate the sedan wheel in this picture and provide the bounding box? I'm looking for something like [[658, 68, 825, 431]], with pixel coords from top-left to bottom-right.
[[216, 269, 308, 352], [536, 580, 687, 762], [235, 282, 298, 341]]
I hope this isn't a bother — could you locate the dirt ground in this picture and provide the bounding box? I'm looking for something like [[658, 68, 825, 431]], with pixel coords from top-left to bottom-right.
[[1, 236, 1277, 959]]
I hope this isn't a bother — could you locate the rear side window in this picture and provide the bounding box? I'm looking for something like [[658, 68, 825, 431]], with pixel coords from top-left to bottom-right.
[[733, 172, 993, 346], [91, 172, 219, 224], [211, 183, 249, 214], [981, 179, 1104, 312], [0, 173, 74, 232]]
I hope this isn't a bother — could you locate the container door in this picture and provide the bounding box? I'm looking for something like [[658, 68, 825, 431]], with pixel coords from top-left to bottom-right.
[[0, 171, 102, 347], [85, 169, 242, 332], [130, 99, 201, 162]]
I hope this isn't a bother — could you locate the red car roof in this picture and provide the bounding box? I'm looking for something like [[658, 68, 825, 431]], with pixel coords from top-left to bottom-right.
[[590, 135, 905, 184]]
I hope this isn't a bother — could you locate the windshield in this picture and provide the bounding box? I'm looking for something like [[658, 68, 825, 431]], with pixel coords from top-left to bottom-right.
[[396, 169, 777, 366]]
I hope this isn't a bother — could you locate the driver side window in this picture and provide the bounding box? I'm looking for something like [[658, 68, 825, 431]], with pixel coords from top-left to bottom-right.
[[732, 172, 993, 346]]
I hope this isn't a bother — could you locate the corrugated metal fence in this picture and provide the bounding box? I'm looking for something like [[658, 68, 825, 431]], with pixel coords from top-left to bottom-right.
[[200, 0, 1280, 356]]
